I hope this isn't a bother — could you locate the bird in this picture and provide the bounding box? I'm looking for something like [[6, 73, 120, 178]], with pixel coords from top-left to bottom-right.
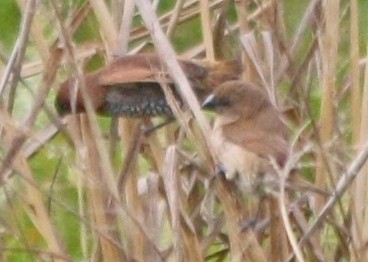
[[202, 80, 292, 261], [201, 80, 290, 184], [55, 53, 242, 118]]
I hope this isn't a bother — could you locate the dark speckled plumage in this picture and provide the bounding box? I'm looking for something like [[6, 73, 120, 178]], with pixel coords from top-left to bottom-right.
[[102, 83, 176, 117]]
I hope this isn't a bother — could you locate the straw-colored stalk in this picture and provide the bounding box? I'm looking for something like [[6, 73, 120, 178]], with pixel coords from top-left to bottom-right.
[[235, 0, 253, 81], [17, 0, 50, 64], [119, 119, 147, 261], [81, 116, 124, 260], [214, 178, 267, 261], [350, 0, 366, 260], [117, 0, 135, 55], [116, 0, 149, 258], [315, 0, 340, 211], [163, 146, 184, 261], [212, 0, 232, 59], [200, 0, 215, 61], [351, 42, 368, 261], [88, 0, 119, 53], [349, 0, 361, 143]]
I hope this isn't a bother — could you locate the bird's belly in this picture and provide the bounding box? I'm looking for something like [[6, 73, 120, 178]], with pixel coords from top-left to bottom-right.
[[211, 128, 263, 184]]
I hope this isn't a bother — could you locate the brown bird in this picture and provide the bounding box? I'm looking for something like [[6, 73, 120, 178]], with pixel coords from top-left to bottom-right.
[[202, 80, 290, 182], [202, 80, 291, 261], [55, 53, 241, 117]]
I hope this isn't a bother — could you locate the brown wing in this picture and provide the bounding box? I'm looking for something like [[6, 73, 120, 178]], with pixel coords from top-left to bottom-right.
[[222, 106, 290, 166]]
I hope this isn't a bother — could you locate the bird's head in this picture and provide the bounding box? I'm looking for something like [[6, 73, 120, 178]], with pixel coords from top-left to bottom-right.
[[201, 80, 270, 118]]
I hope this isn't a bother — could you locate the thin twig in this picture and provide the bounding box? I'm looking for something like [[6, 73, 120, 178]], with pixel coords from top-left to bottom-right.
[[299, 141, 368, 246]]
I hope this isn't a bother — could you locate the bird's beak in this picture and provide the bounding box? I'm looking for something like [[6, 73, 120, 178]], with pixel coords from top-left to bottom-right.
[[201, 94, 217, 110]]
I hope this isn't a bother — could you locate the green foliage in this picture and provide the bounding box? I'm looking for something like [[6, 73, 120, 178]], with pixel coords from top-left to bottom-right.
[[359, 0, 368, 50], [283, 1, 310, 36], [173, 17, 203, 52], [0, 0, 20, 50], [74, 15, 101, 43]]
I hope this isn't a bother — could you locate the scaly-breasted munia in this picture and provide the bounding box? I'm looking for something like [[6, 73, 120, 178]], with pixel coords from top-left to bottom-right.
[[55, 53, 241, 117], [202, 80, 291, 262], [202, 80, 290, 182]]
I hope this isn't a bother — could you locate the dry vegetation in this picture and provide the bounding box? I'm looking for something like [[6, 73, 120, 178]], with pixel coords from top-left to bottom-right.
[[0, 0, 368, 261]]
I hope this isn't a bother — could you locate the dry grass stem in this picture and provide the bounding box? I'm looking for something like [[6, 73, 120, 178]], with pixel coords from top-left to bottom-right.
[[200, 0, 215, 61], [315, 0, 340, 212], [1, 0, 368, 260], [88, 0, 118, 53]]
